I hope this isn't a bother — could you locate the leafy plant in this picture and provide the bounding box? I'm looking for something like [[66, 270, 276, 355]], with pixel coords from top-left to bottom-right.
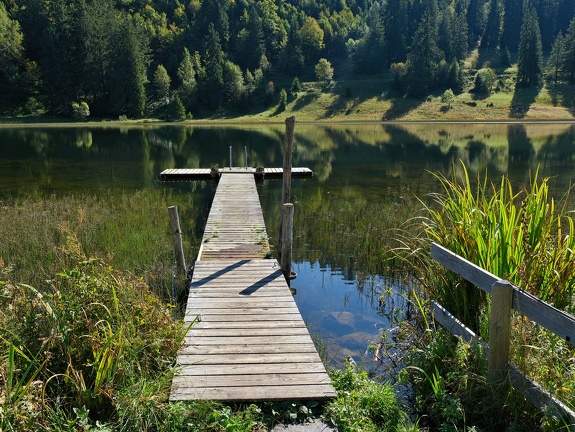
[[324, 364, 413, 431]]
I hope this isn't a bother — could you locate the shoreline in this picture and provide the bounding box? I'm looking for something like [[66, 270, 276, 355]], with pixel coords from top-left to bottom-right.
[[1, 118, 575, 128]]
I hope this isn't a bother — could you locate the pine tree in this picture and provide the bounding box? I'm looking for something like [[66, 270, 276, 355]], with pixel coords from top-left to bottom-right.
[[202, 23, 225, 108], [384, 0, 408, 64], [501, 0, 523, 52], [466, 0, 486, 47], [355, 4, 385, 74], [546, 32, 565, 84], [563, 16, 575, 83], [481, 0, 500, 49], [406, 5, 443, 96], [451, 12, 469, 60], [109, 14, 148, 117], [177, 48, 196, 100], [517, 8, 543, 87]]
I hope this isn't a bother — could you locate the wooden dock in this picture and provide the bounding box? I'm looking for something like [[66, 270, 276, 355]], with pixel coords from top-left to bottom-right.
[[160, 167, 313, 181], [170, 172, 336, 401]]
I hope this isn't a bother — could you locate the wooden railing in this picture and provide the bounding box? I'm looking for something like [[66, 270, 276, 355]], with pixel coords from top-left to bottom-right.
[[431, 242, 575, 425]]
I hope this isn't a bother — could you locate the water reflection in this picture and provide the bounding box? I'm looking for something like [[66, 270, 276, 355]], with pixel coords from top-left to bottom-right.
[[2, 123, 575, 196], [2, 123, 575, 367]]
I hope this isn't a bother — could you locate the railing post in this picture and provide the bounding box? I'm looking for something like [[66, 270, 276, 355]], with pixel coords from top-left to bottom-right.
[[280, 203, 294, 282], [168, 206, 186, 275], [488, 280, 514, 386], [244, 145, 248, 169], [229, 145, 232, 169]]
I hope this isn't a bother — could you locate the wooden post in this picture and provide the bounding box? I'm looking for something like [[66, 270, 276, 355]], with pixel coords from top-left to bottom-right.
[[281, 203, 294, 281], [229, 146, 232, 169], [168, 206, 187, 275], [488, 280, 514, 386], [282, 116, 296, 205], [279, 116, 295, 255], [244, 145, 248, 169]]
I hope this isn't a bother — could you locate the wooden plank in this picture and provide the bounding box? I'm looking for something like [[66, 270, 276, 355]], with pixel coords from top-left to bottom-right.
[[186, 327, 310, 337], [177, 353, 322, 365], [184, 313, 302, 322], [179, 344, 319, 355], [172, 373, 332, 388], [431, 243, 497, 294], [176, 363, 329, 376], [511, 289, 575, 346], [183, 335, 316, 345], [190, 320, 306, 329], [170, 384, 336, 401], [431, 301, 481, 345]]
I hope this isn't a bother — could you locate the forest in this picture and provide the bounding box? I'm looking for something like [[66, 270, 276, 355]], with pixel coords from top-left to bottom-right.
[[1, 0, 575, 119]]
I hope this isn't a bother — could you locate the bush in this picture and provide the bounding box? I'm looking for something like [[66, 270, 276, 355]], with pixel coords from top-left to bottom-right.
[[278, 88, 287, 111], [473, 68, 496, 93], [71, 101, 90, 120]]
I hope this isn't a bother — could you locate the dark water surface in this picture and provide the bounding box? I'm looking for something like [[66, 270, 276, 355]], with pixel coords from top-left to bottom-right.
[[2, 122, 575, 366]]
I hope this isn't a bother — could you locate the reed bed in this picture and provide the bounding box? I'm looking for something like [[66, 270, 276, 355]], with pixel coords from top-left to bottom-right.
[[394, 163, 575, 429]]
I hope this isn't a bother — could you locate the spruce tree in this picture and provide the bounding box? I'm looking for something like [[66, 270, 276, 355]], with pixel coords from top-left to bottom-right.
[[517, 8, 543, 87], [563, 16, 575, 83], [384, 0, 408, 64], [481, 0, 500, 49], [501, 0, 523, 52], [202, 23, 225, 108], [546, 32, 565, 84], [406, 5, 443, 96]]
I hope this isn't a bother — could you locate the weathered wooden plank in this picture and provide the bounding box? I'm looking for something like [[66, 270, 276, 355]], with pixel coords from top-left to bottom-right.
[[183, 335, 316, 345], [184, 313, 302, 322], [177, 352, 322, 365], [191, 320, 306, 329], [177, 363, 329, 376], [179, 344, 319, 355], [431, 243, 497, 294], [170, 384, 336, 401], [186, 327, 310, 337], [172, 373, 332, 388]]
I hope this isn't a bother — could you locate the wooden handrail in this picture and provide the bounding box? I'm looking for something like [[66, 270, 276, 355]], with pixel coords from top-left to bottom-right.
[[431, 242, 575, 346]]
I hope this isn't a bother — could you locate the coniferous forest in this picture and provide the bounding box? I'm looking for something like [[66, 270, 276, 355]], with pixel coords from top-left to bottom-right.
[[1, 0, 575, 119]]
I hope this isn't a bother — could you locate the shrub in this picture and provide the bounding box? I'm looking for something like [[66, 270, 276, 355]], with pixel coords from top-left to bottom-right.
[[72, 101, 90, 120], [473, 68, 496, 93]]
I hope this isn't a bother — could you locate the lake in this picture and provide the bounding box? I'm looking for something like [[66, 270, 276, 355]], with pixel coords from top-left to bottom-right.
[[1, 122, 575, 368]]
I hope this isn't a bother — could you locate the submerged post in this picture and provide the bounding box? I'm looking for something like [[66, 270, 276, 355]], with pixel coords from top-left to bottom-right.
[[281, 203, 294, 281], [244, 146, 248, 169], [488, 280, 513, 387], [168, 206, 187, 275]]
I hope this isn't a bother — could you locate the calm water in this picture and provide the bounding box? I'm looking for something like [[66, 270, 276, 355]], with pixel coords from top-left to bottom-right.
[[2, 122, 575, 367]]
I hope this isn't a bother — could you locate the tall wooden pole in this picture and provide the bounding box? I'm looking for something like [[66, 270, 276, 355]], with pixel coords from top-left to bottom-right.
[[279, 117, 296, 256], [488, 280, 513, 386], [282, 116, 296, 205], [168, 206, 187, 275]]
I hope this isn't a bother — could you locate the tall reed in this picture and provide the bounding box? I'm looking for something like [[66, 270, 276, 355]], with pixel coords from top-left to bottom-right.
[[397, 163, 575, 329]]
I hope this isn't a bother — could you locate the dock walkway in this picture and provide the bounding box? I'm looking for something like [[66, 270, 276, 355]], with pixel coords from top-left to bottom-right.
[[170, 172, 336, 401]]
